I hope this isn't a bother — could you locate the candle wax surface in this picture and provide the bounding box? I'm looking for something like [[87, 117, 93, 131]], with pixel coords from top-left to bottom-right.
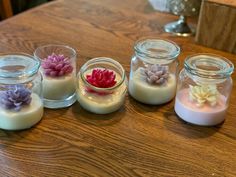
[[77, 68, 126, 114], [0, 93, 43, 130], [41, 71, 76, 100], [129, 67, 176, 105], [175, 88, 227, 126]]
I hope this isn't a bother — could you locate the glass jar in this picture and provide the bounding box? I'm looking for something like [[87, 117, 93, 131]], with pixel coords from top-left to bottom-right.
[[129, 38, 180, 104], [0, 53, 43, 130], [175, 54, 234, 126], [34, 44, 77, 108], [77, 57, 127, 114]]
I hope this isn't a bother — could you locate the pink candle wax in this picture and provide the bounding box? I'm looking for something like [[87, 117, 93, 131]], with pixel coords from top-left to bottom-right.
[[174, 88, 227, 126]]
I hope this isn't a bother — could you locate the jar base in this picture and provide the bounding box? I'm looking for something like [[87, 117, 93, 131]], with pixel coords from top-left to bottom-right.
[[80, 104, 122, 114], [43, 92, 77, 109], [77, 91, 126, 114], [174, 90, 227, 126], [0, 93, 44, 130], [128, 69, 176, 105]]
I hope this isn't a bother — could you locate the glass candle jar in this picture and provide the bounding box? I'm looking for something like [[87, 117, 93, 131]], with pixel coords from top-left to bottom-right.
[[34, 45, 77, 108], [175, 54, 234, 126], [77, 57, 127, 114], [129, 38, 180, 104], [0, 53, 43, 130]]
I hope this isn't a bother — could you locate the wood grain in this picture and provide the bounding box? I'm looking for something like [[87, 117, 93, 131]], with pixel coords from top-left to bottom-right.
[[195, 0, 236, 53], [0, 0, 236, 176], [207, 0, 236, 7]]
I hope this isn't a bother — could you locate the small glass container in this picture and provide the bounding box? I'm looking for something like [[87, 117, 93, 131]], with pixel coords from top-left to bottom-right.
[[0, 53, 43, 130], [175, 54, 234, 126], [129, 38, 180, 104], [77, 57, 127, 114], [34, 45, 77, 108]]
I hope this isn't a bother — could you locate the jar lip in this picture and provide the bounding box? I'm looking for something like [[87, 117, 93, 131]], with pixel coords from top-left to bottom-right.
[[34, 44, 77, 59], [80, 57, 126, 91], [184, 53, 234, 79], [134, 38, 180, 60], [0, 52, 40, 79]]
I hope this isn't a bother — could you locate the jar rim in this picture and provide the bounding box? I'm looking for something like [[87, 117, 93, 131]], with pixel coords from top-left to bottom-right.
[[0, 53, 40, 79], [80, 57, 126, 91], [34, 44, 77, 60], [134, 38, 180, 60], [184, 53, 234, 79]]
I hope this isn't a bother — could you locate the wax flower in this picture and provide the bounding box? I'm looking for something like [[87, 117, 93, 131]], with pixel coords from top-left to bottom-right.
[[143, 64, 169, 85], [0, 85, 32, 111], [85, 68, 117, 94], [42, 53, 73, 77], [86, 69, 116, 88], [189, 85, 219, 107]]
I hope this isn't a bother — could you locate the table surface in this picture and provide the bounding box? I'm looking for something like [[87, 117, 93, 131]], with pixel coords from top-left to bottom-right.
[[0, 0, 236, 176]]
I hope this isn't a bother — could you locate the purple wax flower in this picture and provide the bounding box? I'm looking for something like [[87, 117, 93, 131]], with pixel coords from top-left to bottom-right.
[[0, 85, 32, 111], [42, 53, 73, 77], [144, 64, 169, 85]]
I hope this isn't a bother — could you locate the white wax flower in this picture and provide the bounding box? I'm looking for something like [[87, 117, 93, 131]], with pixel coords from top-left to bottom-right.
[[189, 85, 219, 107]]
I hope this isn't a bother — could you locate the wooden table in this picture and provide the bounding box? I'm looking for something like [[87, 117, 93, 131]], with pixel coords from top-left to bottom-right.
[[0, 0, 236, 176]]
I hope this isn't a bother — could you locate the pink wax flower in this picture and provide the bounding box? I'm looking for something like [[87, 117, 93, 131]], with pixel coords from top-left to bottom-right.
[[85, 69, 117, 94], [86, 69, 117, 88], [42, 53, 73, 77]]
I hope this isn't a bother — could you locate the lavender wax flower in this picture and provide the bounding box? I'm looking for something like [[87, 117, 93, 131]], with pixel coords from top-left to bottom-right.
[[144, 64, 169, 85], [129, 65, 176, 105], [0, 85, 32, 111], [42, 53, 73, 77]]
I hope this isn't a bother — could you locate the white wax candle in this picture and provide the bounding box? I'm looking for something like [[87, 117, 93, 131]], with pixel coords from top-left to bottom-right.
[[0, 93, 44, 130], [77, 70, 126, 114], [175, 88, 227, 126], [129, 67, 176, 104], [42, 73, 76, 100]]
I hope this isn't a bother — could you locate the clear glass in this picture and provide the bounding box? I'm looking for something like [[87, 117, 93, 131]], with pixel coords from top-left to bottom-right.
[[34, 44, 77, 109], [164, 0, 202, 36], [129, 38, 180, 105], [77, 57, 127, 114], [170, 0, 201, 16], [0, 53, 43, 130], [175, 54, 234, 126]]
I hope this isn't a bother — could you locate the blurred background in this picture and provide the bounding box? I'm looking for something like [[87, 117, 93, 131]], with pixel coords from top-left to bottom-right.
[[0, 0, 52, 21]]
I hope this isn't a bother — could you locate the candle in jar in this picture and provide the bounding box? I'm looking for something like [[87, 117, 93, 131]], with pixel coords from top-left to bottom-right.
[[0, 85, 43, 130], [41, 53, 75, 100], [42, 72, 75, 100], [77, 68, 126, 114], [129, 66, 176, 104], [175, 86, 227, 126]]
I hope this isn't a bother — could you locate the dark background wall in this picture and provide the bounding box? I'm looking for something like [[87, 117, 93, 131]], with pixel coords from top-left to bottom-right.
[[11, 0, 52, 14]]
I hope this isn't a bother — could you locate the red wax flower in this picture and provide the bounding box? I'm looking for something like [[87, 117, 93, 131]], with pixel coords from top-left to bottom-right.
[[86, 69, 117, 88], [42, 53, 73, 77]]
